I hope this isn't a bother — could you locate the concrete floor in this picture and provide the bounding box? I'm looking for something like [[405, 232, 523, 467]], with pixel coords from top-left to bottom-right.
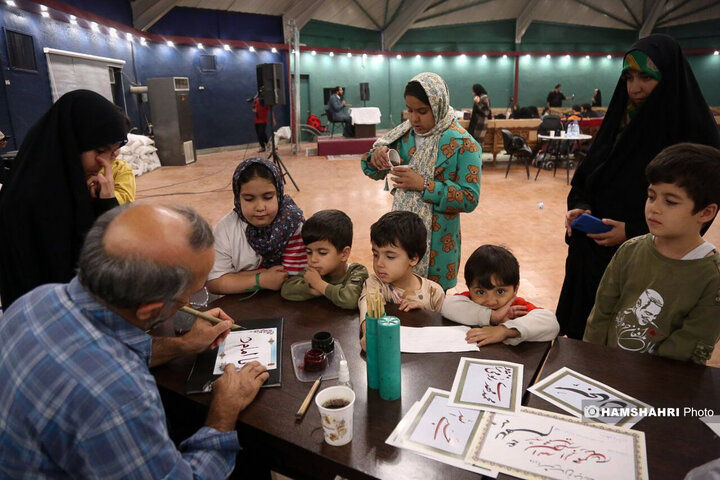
[[136, 142, 720, 367]]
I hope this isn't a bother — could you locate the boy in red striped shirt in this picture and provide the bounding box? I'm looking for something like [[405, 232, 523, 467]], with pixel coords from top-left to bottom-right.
[[442, 245, 559, 347]]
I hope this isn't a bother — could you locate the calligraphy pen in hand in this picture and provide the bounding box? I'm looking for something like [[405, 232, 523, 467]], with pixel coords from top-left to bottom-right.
[[296, 376, 323, 421], [180, 305, 245, 331]]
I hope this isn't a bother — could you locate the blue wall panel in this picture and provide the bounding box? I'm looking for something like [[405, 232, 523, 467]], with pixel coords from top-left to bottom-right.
[[135, 43, 289, 149], [150, 7, 284, 44], [0, 5, 139, 150], [55, 0, 133, 26]]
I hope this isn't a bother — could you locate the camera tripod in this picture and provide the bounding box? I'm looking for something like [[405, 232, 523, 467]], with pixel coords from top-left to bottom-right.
[[267, 107, 299, 191]]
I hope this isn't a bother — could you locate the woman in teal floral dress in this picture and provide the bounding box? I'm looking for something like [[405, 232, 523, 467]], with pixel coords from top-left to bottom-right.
[[361, 72, 482, 290]]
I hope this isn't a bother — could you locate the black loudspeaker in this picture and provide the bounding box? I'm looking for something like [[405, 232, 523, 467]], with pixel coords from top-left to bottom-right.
[[360, 82, 370, 101], [256, 63, 285, 106]]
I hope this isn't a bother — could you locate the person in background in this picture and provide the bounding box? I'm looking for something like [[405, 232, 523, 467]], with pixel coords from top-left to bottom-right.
[[326, 86, 354, 138], [0, 90, 128, 309], [547, 84, 574, 108], [581, 103, 602, 118], [468, 83, 492, 145], [0, 130, 9, 150], [252, 94, 271, 153], [112, 107, 137, 204], [556, 34, 720, 339], [0, 204, 269, 478], [361, 72, 481, 291], [592, 88, 602, 107]]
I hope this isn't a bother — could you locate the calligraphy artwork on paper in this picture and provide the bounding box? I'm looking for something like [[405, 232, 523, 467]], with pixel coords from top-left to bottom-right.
[[385, 388, 498, 477], [528, 368, 651, 427], [213, 328, 278, 375], [448, 358, 523, 413], [466, 407, 649, 480]]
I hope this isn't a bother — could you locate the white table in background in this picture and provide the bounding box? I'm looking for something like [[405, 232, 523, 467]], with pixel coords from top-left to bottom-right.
[[536, 133, 592, 184], [349, 107, 381, 138]]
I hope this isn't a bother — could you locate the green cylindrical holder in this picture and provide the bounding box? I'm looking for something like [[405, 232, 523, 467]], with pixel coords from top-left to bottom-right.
[[365, 315, 380, 390], [377, 316, 401, 401]]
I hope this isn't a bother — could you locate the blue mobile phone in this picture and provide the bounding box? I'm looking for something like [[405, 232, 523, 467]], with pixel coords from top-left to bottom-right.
[[571, 213, 612, 234]]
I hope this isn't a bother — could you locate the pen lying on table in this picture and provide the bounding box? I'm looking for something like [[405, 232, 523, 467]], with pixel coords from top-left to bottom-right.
[[180, 305, 245, 331], [296, 376, 323, 421]]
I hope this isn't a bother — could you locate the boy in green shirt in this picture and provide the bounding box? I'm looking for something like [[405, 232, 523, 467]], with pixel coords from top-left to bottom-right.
[[584, 143, 720, 364], [281, 209, 368, 309]]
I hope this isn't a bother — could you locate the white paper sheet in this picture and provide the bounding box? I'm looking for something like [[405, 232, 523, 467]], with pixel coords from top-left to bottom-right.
[[213, 328, 278, 375], [466, 407, 649, 480], [528, 367, 651, 428], [448, 358, 524, 413], [700, 415, 720, 436], [400, 325, 477, 353]]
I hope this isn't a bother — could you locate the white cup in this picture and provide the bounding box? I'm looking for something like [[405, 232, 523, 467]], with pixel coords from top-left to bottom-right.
[[548, 131, 556, 137], [387, 148, 401, 168], [315, 386, 356, 446], [560, 130, 566, 138]]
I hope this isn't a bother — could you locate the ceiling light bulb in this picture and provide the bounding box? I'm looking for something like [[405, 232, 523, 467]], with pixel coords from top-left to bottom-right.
[[396, 54, 402, 59], [40, 5, 48, 11], [109, 28, 117, 37], [585, 55, 590, 59], [481, 54, 487, 59], [41, 11, 49, 17], [90, 22, 99, 32], [546, 54, 551, 58], [502, 54, 507, 58], [126, 33, 133, 41], [329, 51, 334, 56], [311, 50, 316, 55], [166, 40, 173, 47], [347, 52, 352, 57], [69, 14, 77, 24], [416, 54, 421, 58], [271, 47, 278, 53], [140, 37, 147, 46], [362, 53, 367, 58], [197, 43, 203, 49], [7, 0, 17, 6], [714, 50, 719, 55], [606, 54, 612, 59], [249, 46, 255, 52], [223, 44, 230, 51]]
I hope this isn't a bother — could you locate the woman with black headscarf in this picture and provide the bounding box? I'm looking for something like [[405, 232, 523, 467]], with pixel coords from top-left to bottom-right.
[[556, 34, 720, 340], [591, 88, 602, 107], [0, 90, 127, 308], [468, 83, 492, 145]]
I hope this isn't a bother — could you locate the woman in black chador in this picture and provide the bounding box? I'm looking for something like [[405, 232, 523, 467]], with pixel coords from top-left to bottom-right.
[[556, 34, 720, 339], [0, 90, 127, 308]]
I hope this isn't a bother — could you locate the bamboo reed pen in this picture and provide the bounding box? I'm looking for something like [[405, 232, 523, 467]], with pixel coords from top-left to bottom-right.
[[180, 305, 245, 331], [295, 376, 323, 421]]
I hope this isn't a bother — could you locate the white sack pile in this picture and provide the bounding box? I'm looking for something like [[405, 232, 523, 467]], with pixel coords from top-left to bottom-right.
[[118, 133, 161, 176]]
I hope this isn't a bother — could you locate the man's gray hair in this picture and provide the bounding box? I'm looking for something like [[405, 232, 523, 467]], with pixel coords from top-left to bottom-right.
[[77, 205, 214, 309]]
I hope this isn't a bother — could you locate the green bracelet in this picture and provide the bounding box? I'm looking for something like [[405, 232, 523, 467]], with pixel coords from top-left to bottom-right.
[[237, 272, 262, 302]]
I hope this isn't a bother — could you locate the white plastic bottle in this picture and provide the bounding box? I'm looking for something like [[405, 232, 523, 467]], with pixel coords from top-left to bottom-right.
[[338, 359, 353, 390]]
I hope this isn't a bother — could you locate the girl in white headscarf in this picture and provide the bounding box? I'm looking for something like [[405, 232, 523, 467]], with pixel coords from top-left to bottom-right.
[[361, 72, 482, 290]]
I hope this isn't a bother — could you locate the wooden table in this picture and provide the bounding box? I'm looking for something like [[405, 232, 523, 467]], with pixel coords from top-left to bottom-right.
[[152, 291, 551, 480], [526, 337, 720, 480]]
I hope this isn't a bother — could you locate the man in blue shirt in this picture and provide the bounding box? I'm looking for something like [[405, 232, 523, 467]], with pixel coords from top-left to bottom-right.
[[0, 204, 269, 479], [327, 86, 354, 137]]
